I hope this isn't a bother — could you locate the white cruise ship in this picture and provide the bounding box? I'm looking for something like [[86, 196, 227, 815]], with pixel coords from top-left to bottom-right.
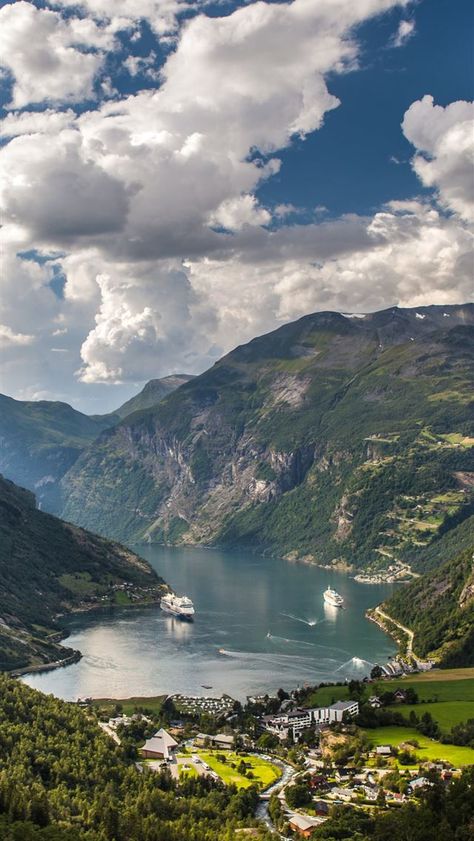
[[161, 593, 195, 620], [323, 587, 344, 608]]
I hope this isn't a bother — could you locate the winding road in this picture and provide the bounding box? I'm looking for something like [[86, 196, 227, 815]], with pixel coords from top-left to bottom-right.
[[374, 606, 414, 657]]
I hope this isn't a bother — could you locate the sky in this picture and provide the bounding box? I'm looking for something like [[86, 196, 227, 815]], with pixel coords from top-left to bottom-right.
[[0, 0, 473, 414]]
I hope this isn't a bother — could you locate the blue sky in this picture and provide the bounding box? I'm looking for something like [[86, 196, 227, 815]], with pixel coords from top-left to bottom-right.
[[0, 0, 472, 412], [257, 0, 474, 218]]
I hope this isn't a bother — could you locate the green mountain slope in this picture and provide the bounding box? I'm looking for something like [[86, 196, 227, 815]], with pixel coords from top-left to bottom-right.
[[114, 374, 194, 419], [382, 532, 474, 666], [0, 393, 119, 509], [0, 475, 166, 671], [59, 304, 474, 574]]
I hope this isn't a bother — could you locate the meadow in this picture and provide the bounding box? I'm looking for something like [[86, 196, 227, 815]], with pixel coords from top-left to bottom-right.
[[365, 726, 474, 767], [195, 750, 281, 790]]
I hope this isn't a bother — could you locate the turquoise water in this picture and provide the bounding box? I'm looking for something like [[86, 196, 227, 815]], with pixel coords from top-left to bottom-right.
[[23, 546, 397, 700]]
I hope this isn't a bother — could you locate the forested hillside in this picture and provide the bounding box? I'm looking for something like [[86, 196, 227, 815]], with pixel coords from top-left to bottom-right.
[[0, 676, 271, 841], [59, 304, 474, 575], [0, 476, 166, 671], [383, 536, 474, 666]]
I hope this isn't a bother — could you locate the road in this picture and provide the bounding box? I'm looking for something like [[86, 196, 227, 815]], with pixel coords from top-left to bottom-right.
[[374, 606, 415, 657]]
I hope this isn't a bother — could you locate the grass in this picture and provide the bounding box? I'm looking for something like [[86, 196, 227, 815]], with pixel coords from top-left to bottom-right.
[[178, 764, 199, 780], [303, 684, 350, 708], [373, 673, 474, 702], [195, 751, 281, 790], [58, 572, 99, 596], [90, 695, 167, 716], [365, 726, 474, 767], [388, 701, 474, 733]]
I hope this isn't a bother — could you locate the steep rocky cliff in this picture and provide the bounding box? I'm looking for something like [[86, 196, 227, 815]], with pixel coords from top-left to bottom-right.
[[59, 304, 474, 572], [0, 376, 192, 510]]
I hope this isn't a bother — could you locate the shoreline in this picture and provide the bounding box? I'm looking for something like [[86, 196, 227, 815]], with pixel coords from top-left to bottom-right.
[[11, 594, 164, 680]]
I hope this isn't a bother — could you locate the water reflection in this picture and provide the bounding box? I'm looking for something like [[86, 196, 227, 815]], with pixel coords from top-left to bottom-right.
[[165, 616, 192, 642], [323, 602, 339, 622], [23, 545, 396, 700]]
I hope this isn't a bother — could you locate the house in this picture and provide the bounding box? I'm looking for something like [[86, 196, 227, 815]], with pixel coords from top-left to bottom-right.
[[313, 800, 330, 816], [288, 814, 320, 837], [194, 732, 234, 749], [393, 689, 407, 703], [408, 776, 431, 792], [330, 787, 354, 802], [360, 785, 379, 801], [368, 696, 382, 708], [375, 745, 392, 756], [141, 729, 178, 760]]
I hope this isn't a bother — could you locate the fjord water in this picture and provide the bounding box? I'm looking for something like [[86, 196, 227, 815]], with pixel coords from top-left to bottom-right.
[[24, 546, 397, 701]]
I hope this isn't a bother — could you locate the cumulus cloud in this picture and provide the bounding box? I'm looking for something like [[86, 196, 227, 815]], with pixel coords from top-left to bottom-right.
[[209, 195, 271, 231], [0, 324, 34, 347], [49, 0, 188, 36], [1, 0, 472, 408], [402, 95, 474, 222], [392, 18, 415, 47], [0, 2, 116, 108]]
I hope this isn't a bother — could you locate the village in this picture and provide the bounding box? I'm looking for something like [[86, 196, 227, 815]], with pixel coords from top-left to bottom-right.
[[87, 670, 474, 839]]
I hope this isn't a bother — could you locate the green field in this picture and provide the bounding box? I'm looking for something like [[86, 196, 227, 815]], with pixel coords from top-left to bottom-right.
[[304, 684, 350, 707], [178, 764, 199, 780], [195, 751, 281, 790], [374, 673, 474, 703], [365, 726, 474, 767], [388, 701, 474, 732], [91, 695, 167, 716]]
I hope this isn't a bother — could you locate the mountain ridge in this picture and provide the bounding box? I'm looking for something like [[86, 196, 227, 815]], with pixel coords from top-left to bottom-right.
[[58, 303, 474, 575]]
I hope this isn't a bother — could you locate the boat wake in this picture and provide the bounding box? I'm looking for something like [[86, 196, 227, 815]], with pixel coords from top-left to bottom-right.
[[267, 633, 316, 647], [281, 612, 319, 627], [335, 656, 374, 674]]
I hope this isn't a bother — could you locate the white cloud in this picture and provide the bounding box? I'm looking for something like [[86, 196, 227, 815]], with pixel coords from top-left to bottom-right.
[[0, 324, 34, 347], [209, 195, 271, 231], [2, 0, 472, 408], [0, 1, 116, 108], [392, 18, 415, 47], [402, 95, 474, 222], [49, 0, 190, 36]]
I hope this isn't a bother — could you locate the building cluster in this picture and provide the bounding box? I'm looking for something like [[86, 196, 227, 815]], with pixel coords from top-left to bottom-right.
[[171, 693, 235, 718], [261, 699, 359, 740]]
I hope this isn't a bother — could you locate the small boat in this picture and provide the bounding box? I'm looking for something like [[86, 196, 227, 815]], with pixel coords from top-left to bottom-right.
[[323, 587, 344, 608], [160, 592, 195, 620]]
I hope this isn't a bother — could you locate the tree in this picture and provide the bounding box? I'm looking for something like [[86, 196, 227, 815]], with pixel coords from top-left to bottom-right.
[[371, 665, 383, 679]]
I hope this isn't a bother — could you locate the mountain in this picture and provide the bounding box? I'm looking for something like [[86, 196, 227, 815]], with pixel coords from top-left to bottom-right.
[[0, 377, 193, 510], [382, 530, 474, 666], [59, 304, 474, 574], [0, 393, 120, 509], [0, 474, 166, 671], [114, 374, 194, 418]]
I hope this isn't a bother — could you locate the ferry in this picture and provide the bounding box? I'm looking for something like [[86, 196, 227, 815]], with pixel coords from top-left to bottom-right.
[[160, 592, 195, 620], [323, 587, 344, 608]]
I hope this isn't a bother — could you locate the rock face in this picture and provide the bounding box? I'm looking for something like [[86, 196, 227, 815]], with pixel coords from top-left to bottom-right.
[[0, 394, 118, 510], [0, 375, 192, 510], [59, 304, 474, 570]]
